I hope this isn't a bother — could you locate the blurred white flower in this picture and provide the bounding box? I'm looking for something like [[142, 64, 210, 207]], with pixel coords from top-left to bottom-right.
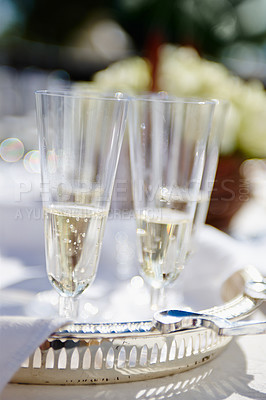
[[221, 104, 241, 155], [156, 44, 266, 157], [156, 45, 203, 95], [238, 94, 266, 157], [93, 57, 151, 93]]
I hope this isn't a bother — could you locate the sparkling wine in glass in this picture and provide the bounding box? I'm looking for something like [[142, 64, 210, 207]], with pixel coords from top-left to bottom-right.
[[128, 93, 215, 310], [36, 90, 128, 319], [43, 204, 108, 296], [135, 207, 191, 287]]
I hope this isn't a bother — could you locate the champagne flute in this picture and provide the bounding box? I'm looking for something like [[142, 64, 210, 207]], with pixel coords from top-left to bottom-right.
[[35, 90, 128, 319], [128, 93, 215, 310], [192, 99, 229, 235]]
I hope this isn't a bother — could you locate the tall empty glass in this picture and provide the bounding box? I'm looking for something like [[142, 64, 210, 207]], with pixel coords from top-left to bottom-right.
[[192, 99, 229, 234], [36, 90, 128, 319], [128, 94, 215, 309]]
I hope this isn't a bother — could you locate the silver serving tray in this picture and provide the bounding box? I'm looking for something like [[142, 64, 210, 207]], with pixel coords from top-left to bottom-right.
[[12, 265, 264, 385]]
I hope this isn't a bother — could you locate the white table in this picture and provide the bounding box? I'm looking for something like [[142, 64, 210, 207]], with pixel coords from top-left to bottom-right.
[[0, 178, 266, 399]]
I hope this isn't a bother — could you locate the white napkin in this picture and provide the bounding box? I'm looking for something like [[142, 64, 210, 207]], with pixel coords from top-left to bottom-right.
[[0, 316, 68, 393], [183, 225, 266, 309]]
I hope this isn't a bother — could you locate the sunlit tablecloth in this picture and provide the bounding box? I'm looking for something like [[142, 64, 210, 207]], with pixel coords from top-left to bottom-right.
[[0, 161, 266, 399], [0, 216, 266, 399]]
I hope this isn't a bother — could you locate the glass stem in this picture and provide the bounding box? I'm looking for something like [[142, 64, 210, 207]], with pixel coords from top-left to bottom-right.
[[150, 287, 165, 311], [59, 296, 79, 320]]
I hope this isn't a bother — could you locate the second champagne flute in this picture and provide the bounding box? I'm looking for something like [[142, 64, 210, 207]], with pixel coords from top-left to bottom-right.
[[192, 99, 229, 235], [128, 93, 215, 310]]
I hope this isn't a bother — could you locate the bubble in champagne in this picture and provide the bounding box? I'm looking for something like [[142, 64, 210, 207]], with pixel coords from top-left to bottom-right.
[[0, 138, 24, 162]]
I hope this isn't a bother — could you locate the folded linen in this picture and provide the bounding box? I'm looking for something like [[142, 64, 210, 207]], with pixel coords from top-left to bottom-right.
[[0, 316, 68, 392]]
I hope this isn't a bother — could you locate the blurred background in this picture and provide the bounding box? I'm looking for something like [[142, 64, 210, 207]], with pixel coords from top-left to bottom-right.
[[1, 0, 266, 154], [1, 0, 266, 265], [1, 0, 266, 81]]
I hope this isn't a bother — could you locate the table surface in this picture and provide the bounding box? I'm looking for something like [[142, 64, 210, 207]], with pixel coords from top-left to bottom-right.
[[0, 177, 266, 399]]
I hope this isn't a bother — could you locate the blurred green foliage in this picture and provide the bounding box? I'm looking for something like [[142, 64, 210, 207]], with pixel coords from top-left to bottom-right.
[[1, 0, 266, 80], [3, 0, 266, 53]]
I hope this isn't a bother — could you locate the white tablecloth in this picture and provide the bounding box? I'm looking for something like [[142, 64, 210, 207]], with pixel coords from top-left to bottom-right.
[[0, 213, 266, 399]]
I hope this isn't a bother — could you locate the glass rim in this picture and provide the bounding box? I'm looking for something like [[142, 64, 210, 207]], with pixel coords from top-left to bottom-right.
[[129, 92, 216, 105], [35, 89, 129, 102], [206, 97, 230, 106]]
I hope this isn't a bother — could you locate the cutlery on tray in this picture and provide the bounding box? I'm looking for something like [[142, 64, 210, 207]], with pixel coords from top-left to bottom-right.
[[153, 279, 266, 336]]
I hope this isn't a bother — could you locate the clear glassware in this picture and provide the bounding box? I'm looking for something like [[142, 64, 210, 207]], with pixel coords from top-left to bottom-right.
[[128, 93, 215, 310], [192, 99, 229, 234], [35, 90, 128, 319]]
